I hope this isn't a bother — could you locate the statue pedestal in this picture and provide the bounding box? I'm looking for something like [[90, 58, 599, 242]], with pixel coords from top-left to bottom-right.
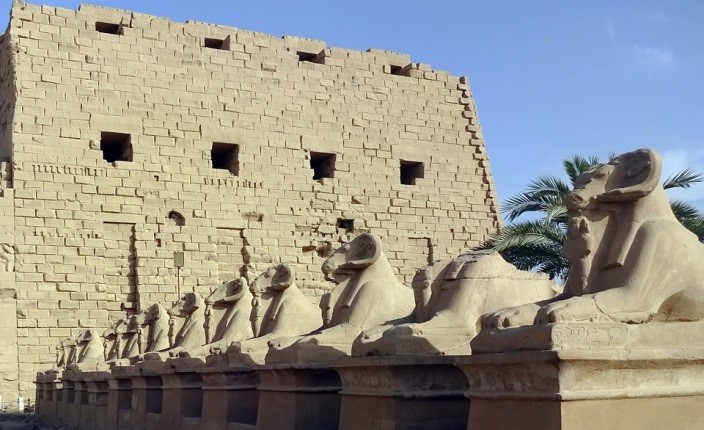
[[81, 370, 111, 430], [54, 377, 72, 425], [105, 371, 133, 430], [333, 356, 469, 430], [35, 371, 61, 423], [63, 373, 84, 426], [255, 363, 342, 430], [111, 364, 163, 430], [199, 364, 259, 430], [133, 357, 206, 430], [460, 322, 704, 430]]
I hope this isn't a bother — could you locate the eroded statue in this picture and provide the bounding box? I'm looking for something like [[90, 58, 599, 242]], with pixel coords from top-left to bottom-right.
[[268, 233, 415, 362], [179, 277, 253, 357], [483, 148, 704, 329], [59, 330, 103, 368], [55, 337, 74, 369], [353, 250, 558, 356], [223, 263, 320, 364], [0, 243, 14, 272], [136, 302, 171, 354], [102, 317, 129, 361], [143, 292, 206, 360], [100, 303, 170, 364]]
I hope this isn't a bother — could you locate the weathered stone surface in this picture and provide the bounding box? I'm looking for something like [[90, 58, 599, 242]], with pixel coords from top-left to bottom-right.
[[457, 341, 704, 430], [463, 149, 704, 429], [2, 0, 498, 395], [353, 250, 557, 356], [180, 277, 253, 357], [221, 264, 321, 365], [482, 148, 704, 332], [267, 233, 415, 363], [334, 355, 470, 430]]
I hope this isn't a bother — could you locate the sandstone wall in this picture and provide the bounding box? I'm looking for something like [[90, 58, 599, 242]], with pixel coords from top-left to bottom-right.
[[0, 15, 19, 405], [5, 2, 499, 394]]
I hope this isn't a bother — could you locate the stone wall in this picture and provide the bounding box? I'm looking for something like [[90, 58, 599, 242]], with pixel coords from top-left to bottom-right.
[[0, 19, 15, 160], [0, 17, 18, 407], [4, 2, 499, 395]]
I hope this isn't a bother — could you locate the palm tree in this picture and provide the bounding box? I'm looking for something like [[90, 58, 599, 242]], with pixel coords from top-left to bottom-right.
[[482, 155, 704, 280]]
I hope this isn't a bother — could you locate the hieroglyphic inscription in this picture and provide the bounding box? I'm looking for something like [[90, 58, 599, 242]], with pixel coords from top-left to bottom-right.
[[30, 163, 107, 177], [203, 177, 263, 188], [33, 228, 102, 239], [552, 324, 629, 350]]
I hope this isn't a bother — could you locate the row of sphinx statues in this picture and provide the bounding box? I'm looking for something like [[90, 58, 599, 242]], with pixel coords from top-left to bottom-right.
[[55, 148, 704, 369], [55, 231, 558, 369]]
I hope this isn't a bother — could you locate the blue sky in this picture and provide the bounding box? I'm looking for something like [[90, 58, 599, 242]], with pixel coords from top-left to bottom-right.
[[2, 1, 703, 214]]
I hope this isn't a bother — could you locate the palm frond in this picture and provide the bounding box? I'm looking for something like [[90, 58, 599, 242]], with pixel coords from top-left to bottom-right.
[[563, 155, 600, 184], [484, 220, 566, 252], [543, 204, 568, 228], [525, 176, 572, 197], [679, 216, 704, 242], [497, 242, 569, 280], [663, 168, 704, 190], [501, 192, 549, 221], [670, 200, 702, 221]]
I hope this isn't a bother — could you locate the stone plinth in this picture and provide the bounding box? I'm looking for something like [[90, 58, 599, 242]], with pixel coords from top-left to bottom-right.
[[105, 372, 133, 430], [71, 379, 87, 426], [133, 357, 206, 430], [80, 370, 111, 430], [459, 322, 704, 430], [255, 363, 342, 430], [110, 364, 162, 429], [54, 377, 72, 425], [35, 371, 60, 422], [199, 365, 260, 430], [334, 356, 469, 430]]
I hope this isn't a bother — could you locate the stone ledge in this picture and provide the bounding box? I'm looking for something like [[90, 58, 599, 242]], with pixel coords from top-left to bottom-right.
[[456, 348, 704, 401]]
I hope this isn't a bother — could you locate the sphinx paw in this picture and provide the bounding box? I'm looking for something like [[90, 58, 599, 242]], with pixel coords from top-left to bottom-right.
[[535, 296, 606, 323], [482, 304, 539, 328]]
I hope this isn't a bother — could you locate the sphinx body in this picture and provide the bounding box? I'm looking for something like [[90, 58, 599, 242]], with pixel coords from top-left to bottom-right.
[[482, 148, 704, 329], [60, 329, 103, 369], [224, 263, 320, 364], [142, 292, 206, 361], [179, 277, 254, 357], [353, 250, 558, 356], [101, 318, 129, 361], [268, 233, 415, 362], [137, 302, 171, 354]]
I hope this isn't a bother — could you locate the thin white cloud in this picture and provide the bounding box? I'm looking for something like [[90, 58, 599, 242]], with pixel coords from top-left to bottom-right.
[[606, 22, 616, 42], [638, 12, 669, 24], [633, 45, 677, 74]]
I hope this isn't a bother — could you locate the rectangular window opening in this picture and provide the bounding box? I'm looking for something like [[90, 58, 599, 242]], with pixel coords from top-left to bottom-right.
[[95, 21, 123, 35], [336, 219, 354, 234], [101, 132, 132, 163], [388, 63, 412, 76], [400, 160, 424, 185], [204, 36, 230, 51], [211, 142, 239, 175], [310, 151, 336, 180], [297, 50, 326, 64]]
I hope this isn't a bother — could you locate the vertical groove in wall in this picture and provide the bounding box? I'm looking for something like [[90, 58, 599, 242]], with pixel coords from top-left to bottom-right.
[[103, 222, 138, 318], [216, 227, 246, 284]]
